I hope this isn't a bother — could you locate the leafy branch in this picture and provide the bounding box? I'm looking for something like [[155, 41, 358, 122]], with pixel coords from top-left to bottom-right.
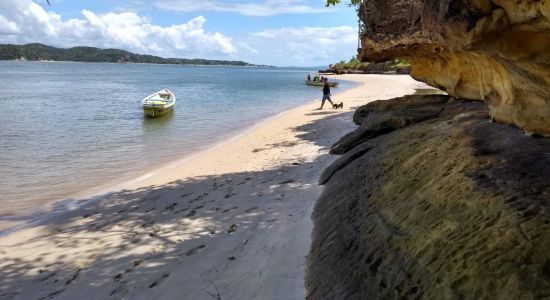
[[325, 0, 361, 7]]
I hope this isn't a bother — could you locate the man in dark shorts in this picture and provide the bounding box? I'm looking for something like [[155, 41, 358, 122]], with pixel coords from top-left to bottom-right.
[[318, 81, 334, 109]]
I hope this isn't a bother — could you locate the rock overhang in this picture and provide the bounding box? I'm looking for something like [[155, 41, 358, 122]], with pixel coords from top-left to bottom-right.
[[358, 0, 550, 135]]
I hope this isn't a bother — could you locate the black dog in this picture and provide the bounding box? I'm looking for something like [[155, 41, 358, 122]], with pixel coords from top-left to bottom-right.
[[332, 102, 344, 109]]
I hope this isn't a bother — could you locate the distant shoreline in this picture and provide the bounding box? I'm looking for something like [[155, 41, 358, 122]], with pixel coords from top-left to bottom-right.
[[5, 59, 276, 68], [0, 42, 273, 67]]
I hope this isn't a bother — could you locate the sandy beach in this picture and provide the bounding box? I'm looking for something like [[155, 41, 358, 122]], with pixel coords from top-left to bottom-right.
[[0, 74, 430, 300]]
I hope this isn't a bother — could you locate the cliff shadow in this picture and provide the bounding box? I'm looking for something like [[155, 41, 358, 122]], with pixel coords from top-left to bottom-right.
[[0, 159, 319, 300]]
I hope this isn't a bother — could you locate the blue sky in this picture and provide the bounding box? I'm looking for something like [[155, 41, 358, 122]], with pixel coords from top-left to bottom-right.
[[0, 0, 360, 66]]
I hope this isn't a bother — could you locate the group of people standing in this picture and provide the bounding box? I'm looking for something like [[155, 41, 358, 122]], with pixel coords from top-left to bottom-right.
[[307, 74, 328, 83]]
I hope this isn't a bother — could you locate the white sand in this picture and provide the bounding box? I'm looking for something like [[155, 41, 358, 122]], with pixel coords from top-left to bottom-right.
[[0, 75, 431, 300]]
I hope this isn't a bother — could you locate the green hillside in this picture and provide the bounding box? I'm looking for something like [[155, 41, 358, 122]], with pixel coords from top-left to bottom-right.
[[0, 43, 253, 66]]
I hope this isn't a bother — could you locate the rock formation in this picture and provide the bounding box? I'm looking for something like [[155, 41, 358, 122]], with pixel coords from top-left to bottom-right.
[[357, 0, 550, 135], [306, 95, 550, 299]]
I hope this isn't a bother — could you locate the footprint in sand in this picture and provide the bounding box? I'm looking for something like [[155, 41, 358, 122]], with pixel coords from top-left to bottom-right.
[[201, 199, 216, 206], [65, 268, 81, 286], [184, 244, 206, 256], [164, 203, 178, 211], [149, 273, 170, 288], [190, 193, 209, 203], [142, 221, 155, 228], [110, 281, 129, 297], [245, 207, 258, 213], [174, 207, 190, 214], [40, 289, 65, 300], [0, 292, 20, 299], [222, 206, 238, 213], [278, 179, 296, 184], [39, 271, 57, 282], [118, 259, 144, 278], [144, 207, 157, 213], [227, 224, 238, 233]]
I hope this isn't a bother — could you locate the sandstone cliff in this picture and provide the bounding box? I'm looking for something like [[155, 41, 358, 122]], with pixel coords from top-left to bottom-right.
[[306, 95, 550, 299], [357, 0, 550, 135]]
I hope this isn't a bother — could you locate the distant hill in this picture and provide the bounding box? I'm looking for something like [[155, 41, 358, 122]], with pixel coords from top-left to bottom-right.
[[0, 43, 256, 66]]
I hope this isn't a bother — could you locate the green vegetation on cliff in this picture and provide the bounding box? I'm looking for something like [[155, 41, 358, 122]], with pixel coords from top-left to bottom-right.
[[0, 43, 254, 66], [327, 57, 411, 74], [332, 57, 410, 71]]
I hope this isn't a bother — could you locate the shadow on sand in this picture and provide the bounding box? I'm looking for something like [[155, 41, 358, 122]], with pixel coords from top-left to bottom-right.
[[0, 108, 357, 300]]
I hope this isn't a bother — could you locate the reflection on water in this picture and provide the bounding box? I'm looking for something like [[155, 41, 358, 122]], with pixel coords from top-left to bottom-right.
[[142, 110, 175, 130]]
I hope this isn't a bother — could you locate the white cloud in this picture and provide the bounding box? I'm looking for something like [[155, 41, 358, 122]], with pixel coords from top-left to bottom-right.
[[0, 0, 358, 65], [155, 0, 329, 17], [0, 15, 20, 35], [0, 0, 236, 58], [243, 26, 358, 66]]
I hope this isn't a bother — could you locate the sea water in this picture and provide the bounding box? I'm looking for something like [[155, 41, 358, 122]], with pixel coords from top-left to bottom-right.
[[0, 61, 353, 219]]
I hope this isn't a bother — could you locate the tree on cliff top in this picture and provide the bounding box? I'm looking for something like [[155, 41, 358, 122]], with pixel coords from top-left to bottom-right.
[[325, 0, 360, 6]]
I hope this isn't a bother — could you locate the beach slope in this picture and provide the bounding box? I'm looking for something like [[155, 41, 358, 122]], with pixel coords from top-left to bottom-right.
[[0, 75, 429, 300]]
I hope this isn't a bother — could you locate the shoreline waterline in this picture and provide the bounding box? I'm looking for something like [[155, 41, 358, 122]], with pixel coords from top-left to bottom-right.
[[0, 78, 360, 235], [0, 74, 432, 300], [0, 63, 354, 220]]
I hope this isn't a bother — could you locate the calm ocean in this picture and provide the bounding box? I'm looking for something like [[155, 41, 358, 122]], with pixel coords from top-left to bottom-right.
[[0, 61, 353, 218]]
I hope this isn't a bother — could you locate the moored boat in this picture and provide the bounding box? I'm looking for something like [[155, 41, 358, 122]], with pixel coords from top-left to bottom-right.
[[142, 89, 176, 118], [304, 73, 339, 87]]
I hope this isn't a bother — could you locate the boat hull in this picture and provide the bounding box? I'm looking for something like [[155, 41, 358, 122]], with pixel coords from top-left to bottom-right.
[[143, 105, 174, 118], [304, 80, 338, 87]]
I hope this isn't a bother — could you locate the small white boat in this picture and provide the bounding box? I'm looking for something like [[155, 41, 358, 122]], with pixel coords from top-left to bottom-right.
[[142, 89, 176, 118]]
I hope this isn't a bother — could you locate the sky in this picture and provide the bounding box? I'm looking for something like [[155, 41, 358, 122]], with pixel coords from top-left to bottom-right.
[[0, 0, 360, 66]]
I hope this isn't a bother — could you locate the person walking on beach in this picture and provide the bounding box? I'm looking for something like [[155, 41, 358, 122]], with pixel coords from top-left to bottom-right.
[[319, 81, 334, 110]]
